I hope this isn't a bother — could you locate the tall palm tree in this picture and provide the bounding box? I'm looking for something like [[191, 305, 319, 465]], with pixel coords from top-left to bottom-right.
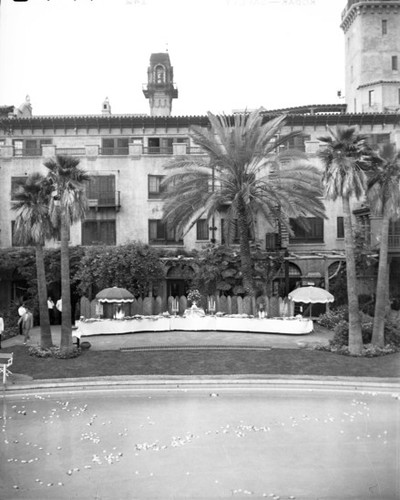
[[318, 126, 373, 355], [11, 173, 56, 348], [367, 144, 400, 347], [44, 155, 89, 350], [162, 109, 326, 296]]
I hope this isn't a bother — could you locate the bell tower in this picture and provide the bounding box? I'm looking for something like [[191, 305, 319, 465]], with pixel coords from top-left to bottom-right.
[[341, 0, 400, 113], [142, 53, 178, 117]]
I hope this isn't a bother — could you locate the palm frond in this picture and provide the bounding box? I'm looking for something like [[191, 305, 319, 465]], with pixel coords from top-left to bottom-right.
[[367, 147, 400, 218], [318, 126, 372, 201], [160, 110, 326, 246], [11, 173, 57, 245], [44, 155, 89, 226]]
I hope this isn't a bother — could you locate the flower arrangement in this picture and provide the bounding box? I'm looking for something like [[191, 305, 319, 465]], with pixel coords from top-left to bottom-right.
[[187, 289, 202, 305]]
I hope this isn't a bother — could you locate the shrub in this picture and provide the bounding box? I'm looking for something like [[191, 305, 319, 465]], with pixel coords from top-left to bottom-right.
[[319, 314, 400, 356], [358, 294, 375, 316], [316, 343, 399, 357], [391, 296, 400, 311], [385, 319, 400, 347], [317, 305, 348, 330], [1, 305, 20, 340], [331, 320, 350, 347], [28, 346, 82, 359], [331, 319, 373, 347]]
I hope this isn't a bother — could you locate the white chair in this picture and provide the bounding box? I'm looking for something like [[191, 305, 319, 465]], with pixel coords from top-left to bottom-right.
[[0, 352, 13, 384]]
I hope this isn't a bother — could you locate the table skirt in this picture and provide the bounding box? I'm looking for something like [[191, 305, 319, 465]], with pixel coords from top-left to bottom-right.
[[75, 316, 313, 338]]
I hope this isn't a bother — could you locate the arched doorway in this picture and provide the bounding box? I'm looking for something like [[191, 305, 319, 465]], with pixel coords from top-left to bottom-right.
[[166, 265, 194, 298], [273, 262, 302, 297]]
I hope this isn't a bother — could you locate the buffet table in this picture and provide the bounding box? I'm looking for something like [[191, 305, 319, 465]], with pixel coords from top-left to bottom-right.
[[75, 315, 313, 339]]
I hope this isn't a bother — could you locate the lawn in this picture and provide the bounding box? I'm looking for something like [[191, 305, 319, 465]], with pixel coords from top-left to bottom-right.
[[2, 345, 400, 380]]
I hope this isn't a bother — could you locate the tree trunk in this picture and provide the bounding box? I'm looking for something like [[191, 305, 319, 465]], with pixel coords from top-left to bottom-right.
[[35, 244, 53, 348], [371, 211, 390, 347], [60, 205, 73, 350], [342, 197, 363, 355], [237, 198, 255, 296]]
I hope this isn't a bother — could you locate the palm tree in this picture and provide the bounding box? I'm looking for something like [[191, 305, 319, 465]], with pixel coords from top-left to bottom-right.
[[367, 144, 400, 347], [162, 109, 326, 296], [11, 173, 56, 348], [44, 155, 89, 351], [318, 126, 373, 355]]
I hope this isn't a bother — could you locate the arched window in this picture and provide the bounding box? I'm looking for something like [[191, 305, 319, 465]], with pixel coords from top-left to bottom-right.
[[275, 262, 302, 278], [155, 65, 165, 84]]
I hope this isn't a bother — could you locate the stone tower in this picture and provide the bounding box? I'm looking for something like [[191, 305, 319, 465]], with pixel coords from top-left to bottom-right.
[[341, 0, 400, 113], [142, 53, 178, 117], [102, 97, 111, 115]]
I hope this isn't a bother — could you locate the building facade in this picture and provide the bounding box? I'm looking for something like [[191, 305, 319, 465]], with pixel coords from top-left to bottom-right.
[[1, 1, 399, 309]]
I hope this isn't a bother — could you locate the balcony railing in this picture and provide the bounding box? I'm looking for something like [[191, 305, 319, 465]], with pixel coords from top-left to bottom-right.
[[87, 191, 121, 209], [2, 144, 208, 158], [143, 147, 173, 155], [99, 147, 129, 156], [14, 148, 42, 157], [56, 148, 86, 156]]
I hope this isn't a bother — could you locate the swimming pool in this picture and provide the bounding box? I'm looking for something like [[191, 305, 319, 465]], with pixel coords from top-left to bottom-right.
[[1, 383, 399, 499]]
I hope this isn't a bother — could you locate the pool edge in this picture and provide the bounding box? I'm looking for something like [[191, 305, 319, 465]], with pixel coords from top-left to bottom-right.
[[2, 374, 400, 395]]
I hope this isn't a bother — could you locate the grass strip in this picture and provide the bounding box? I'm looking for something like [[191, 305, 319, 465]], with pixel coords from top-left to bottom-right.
[[2, 346, 399, 380]]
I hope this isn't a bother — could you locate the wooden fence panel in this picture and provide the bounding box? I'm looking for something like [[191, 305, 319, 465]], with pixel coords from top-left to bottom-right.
[[288, 299, 295, 317], [90, 299, 98, 319], [135, 298, 144, 315], [269, 296, 280, 317], [153, 296, 162, 315], [242, 296, 251, 315], [219, 296, 228, 314], [226, 296, 232, 314], [80, 297, 91, 319], [143, 297, 152, 315], [179, 295, 187, 314], [79, 294, 297, 318], [231, 296, 238, 314]]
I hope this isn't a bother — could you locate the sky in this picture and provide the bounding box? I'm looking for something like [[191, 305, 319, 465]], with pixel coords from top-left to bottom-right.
[[0, 0, 346, 116]]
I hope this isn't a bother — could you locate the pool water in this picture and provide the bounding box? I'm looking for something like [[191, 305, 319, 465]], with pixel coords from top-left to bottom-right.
[[1, 386, 399, 499]]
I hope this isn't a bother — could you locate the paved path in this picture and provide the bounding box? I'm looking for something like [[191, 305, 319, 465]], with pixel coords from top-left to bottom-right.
[[2, 323, 333, 351]]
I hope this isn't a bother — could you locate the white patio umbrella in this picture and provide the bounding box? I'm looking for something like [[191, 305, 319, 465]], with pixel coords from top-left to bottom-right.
[[95, 286, 134, 303], [288, 286, 334, 317]]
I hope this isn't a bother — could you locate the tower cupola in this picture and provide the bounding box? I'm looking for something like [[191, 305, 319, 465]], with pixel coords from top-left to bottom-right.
[[102, 97, 111, 115], [142, 52, 178, 117]]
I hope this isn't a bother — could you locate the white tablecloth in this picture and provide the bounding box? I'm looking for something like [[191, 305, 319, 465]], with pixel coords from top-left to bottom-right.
[[75, 316, 313, 338]]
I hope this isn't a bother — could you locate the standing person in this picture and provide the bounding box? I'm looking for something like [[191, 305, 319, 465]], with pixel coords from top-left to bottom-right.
[[47, 297, 55, 325], [18, 302, 27, 335], [0, 312, 4, 349], [56, 298, 62, 325], [19, 308, 33, 344]]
